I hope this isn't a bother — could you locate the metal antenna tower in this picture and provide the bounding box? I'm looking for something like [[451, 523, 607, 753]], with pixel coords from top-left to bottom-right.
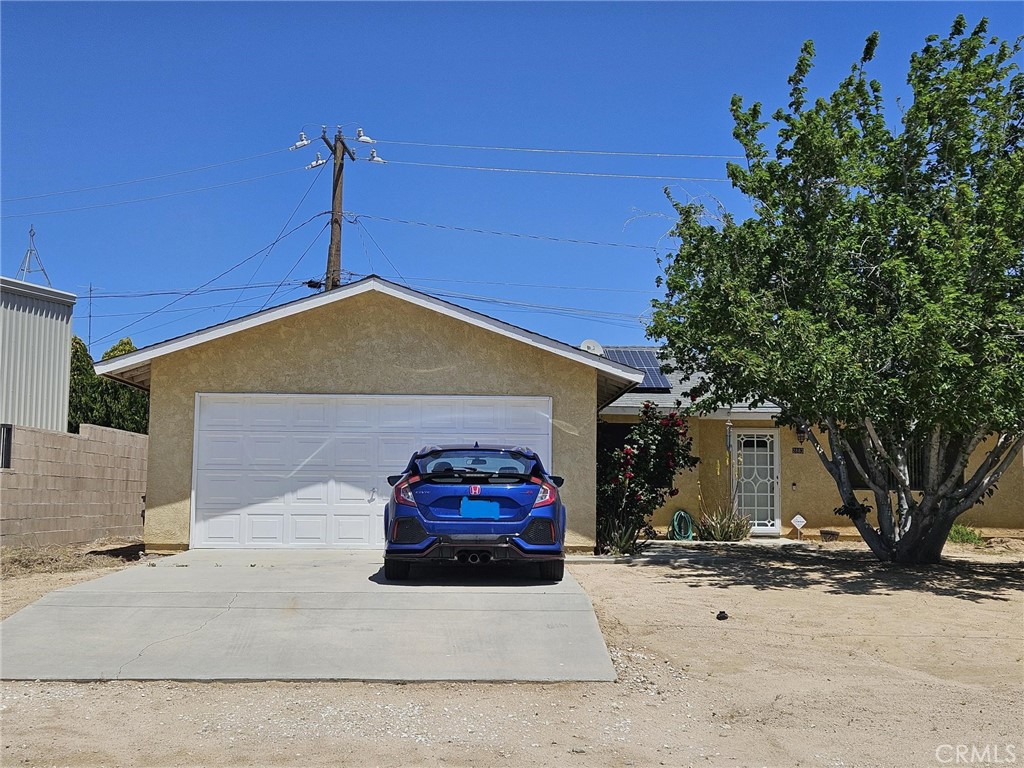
[[15, 226, 53, 287]]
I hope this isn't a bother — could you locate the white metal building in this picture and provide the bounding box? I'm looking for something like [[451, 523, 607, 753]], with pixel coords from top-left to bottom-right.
[[0, 276, 76, 432]]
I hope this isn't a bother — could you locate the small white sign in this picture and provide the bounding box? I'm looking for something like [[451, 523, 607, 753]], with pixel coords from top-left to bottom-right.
[[791, 515, 807, 529]]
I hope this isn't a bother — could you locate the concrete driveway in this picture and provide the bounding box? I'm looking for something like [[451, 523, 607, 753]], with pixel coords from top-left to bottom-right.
[[0, 550, 615, 682]]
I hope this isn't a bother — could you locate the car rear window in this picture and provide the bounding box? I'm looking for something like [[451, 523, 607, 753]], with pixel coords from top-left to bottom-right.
[[416, 450, 535, 475]]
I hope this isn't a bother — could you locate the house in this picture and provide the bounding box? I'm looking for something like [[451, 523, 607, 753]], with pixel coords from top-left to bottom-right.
[[94, 276, 644, 552], [0, 276, 76, 433], [599, 346, 1023, 537]]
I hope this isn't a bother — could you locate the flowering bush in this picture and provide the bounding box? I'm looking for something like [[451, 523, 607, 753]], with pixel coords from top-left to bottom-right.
[[596, 401, 699, 554]]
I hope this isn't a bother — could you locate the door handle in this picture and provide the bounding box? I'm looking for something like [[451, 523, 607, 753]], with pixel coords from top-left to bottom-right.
[[367, 487, 378, 504]]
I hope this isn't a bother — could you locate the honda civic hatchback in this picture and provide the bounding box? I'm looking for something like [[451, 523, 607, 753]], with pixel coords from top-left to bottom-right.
[[383, 444, 566, 582]]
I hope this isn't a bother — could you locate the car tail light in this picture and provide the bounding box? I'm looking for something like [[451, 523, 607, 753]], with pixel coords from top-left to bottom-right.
[[394, 476, 419, 507], [531, 478, 557, 508]]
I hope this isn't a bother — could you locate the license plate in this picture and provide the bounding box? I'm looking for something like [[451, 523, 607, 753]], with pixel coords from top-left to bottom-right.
[[460, 499, 500, 519]]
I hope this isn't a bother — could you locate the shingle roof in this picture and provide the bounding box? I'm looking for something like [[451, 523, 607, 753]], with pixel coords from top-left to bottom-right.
[[600, 345, 780, 418]]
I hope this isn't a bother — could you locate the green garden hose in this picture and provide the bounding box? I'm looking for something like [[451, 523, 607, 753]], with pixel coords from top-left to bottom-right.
[[669, 508, 694, 541]]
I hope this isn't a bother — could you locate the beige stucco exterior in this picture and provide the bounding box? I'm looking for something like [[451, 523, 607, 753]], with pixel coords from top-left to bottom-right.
[[603, 414, 1023, 535], [145, 291, 601, 552]]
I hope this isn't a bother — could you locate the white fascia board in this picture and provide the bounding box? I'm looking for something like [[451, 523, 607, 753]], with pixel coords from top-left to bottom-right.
[[601, 404, 781, 419], [94, 276, 645, 385]]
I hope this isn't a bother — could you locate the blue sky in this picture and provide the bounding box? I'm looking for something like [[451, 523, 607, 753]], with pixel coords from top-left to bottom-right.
[[3, 2, 1020, 359]]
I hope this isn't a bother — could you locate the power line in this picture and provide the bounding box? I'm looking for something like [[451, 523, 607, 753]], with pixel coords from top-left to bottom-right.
[[377, 159, 729, 182], [259, 221, 330, 310], [345, 212, 657, 251], [372, 138, 744, 160], [1, 167, 307, 220], [117, 284, 307, 344], [342, 272, 653, 295], [222, 160, 329, 319], [91, 212, 328, 345], [350, 219, 409, 287], [85, 280, 313, 300], [1, 147, 292, 203], [73, 288, 308, 318]]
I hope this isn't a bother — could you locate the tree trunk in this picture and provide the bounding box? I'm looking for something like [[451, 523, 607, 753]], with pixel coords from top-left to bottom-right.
[[893, 510, 957, 564]]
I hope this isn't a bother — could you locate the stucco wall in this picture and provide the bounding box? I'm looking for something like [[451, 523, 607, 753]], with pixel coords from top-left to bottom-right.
[[146, 291, 598, 552], [605, 414, 1023, 533]]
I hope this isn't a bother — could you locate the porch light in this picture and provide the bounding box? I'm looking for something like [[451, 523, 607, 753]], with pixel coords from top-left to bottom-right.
[[796, 424, 809, 444], [725, 419, 733, 452]]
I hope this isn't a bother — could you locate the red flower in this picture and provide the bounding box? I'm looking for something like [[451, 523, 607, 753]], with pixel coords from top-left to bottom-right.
[[623, 447, 634, 455], [625, 472, 634, 479]]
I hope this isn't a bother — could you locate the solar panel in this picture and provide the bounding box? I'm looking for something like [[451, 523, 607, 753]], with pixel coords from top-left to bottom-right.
[[604, 348, 672, 391]]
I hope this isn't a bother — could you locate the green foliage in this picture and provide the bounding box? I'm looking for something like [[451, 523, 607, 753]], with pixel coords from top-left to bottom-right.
[[67, 336, 149, 434], [649, 16, 1024, 564], [948, 523, 985, 545], [691, 482, 752, 542], [596, 401, 699, 555], [692, 503, 752, 542], [68, 336, 98, 433]]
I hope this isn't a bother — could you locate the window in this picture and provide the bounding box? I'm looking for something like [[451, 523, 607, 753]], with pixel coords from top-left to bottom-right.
[[0, 424, 12, 470]]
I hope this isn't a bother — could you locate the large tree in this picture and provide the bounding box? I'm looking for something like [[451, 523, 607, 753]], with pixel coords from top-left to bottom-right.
[[649, 17, 1023, 564]]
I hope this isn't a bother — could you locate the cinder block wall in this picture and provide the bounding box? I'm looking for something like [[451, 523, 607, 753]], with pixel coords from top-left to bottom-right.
[[0, 424, 147, 547]]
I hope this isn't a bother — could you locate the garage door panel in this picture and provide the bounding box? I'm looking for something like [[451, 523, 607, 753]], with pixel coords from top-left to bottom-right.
[[294, 399, 331, 429], [246, 434, 290, 468], [336, 401, 377, 430], [290, 514, 328, 544], [378, 437, 420, 473], [464, 403, 502, 431], [202, 513, 241, 544], [195, 471, 249, 507], [198, 398, 246, 430], [421, 402, 459, 431], [290, 476, 330, 505], [245, 398, 290, 429], [292, 436, 333, 469], [379, 402, 420, 430], [333, 436, 376, 469], [198, 434, 246, 467], [332, 514, 371, 545], [333, 474, 374, 503], [193, 395, 552, 548], [247, 515, 284, 544]]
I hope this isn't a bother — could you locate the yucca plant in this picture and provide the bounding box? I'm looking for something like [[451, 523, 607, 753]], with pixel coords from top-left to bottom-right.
[[692, 483, 752, 541]]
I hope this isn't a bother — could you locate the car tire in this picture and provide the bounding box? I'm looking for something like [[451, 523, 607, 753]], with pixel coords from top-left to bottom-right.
[[384, 559, 411, 581], [538, 559, 564, 582]]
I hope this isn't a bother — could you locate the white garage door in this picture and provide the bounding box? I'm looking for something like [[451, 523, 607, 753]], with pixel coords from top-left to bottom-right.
[[191, 394, 553, 548]]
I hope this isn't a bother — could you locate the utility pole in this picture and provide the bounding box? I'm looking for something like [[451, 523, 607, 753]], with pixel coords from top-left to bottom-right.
[[323, 127, 356, 291]]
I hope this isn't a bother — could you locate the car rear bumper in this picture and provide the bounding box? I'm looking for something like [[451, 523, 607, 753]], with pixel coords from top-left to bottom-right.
[[386, 534, 563, 563]]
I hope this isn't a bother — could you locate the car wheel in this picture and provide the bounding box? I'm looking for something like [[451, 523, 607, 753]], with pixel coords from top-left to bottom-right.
[[538, 559, 564, 582], [384, 559, 411, 581]]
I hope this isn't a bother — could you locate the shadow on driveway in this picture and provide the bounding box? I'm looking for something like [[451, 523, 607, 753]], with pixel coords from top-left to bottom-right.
[[624, 544, 1023, 603]]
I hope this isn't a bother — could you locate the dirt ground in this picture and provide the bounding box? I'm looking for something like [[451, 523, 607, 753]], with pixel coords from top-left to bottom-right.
[[1, 541, 1021, 768]]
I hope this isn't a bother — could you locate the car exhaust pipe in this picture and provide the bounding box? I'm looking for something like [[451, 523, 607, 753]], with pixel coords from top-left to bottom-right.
[[457, 552, 469, 564], [467, 553, 481, 565], [479, 552, 491, 564]]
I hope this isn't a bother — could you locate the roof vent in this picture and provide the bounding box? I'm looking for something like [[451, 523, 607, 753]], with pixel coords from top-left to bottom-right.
[[580, 339, 604, 356]]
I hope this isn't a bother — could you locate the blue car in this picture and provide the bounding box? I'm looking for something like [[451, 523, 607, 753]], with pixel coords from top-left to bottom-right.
[[383, 444, 566, 582]]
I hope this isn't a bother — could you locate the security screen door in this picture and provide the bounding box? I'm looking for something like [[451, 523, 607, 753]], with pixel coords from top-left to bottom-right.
[[731, 430, 781, 534]]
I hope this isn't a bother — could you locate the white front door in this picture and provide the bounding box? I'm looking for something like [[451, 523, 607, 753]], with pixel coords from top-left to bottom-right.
[[731, 429, 781, 535], [191, 394, 553, 548]]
